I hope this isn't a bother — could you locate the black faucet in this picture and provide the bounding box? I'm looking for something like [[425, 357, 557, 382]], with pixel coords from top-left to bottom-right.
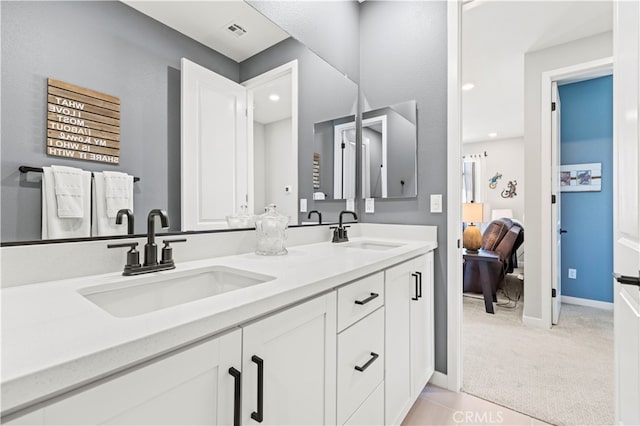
[[109, 209, 186, 276], [331, 210, 358, 243], [116, 208, 135, 235], [144, 209, 169, 266], [307, 210, 322, 224]]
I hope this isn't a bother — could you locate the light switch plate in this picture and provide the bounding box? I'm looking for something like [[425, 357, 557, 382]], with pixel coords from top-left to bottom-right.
[[430, 194, 443, 213], [365, 198, 375, 213], [346, 199, 355, 211], [568, 268, 577, 279], [300, 198, 307, 213]]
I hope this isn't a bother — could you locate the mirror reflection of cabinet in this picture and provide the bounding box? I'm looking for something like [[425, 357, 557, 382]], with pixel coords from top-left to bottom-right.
[[312, 115, 356, 201], [362, 100, 418, 199]]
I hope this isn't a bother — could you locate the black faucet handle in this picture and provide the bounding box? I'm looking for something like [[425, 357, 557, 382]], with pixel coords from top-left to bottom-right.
[[162, 238, 187, 244], [161, 238, 187, 265], [107, 242, 138, 249], [108, 242, 141, 270]]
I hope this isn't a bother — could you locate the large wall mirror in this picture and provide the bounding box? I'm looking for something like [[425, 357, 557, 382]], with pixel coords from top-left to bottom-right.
[[361, 100, 418, 199], [1, 1, 357, 243]]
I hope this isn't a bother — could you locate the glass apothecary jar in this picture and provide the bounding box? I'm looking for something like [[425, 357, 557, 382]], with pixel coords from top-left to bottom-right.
[[255, 204, 289, 255]]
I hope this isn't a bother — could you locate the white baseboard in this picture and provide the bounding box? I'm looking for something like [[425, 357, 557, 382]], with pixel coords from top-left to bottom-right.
[[522, 314, 549, 328], [561, 295, 613, 311]]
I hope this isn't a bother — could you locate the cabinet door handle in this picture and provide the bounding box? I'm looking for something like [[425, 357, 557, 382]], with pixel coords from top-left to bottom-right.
[[355, 352, 379, 372], [411, 273, 419, 301], [415, 271, 423, 298], [355, 292, 379, 305], [251, 355, 264, 423], [228, 367, 241, 426]]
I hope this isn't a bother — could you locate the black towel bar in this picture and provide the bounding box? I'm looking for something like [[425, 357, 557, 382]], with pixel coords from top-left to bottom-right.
[[19, 166, 140, 182]]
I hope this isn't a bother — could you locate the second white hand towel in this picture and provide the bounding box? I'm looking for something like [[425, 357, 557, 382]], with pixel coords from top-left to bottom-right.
[[92, 172, 130, 236], [103, 171, 133, 218]]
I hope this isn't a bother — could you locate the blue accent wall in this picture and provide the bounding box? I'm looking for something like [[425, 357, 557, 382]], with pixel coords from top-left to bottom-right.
[[558, 76, 613, 303]]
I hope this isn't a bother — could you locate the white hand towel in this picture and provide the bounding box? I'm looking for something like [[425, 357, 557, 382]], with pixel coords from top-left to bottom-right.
[[92, 172, 132, 236], [103, 171, 133, 218], [42, 167, 91, 239], [51, 165, 85, 218]]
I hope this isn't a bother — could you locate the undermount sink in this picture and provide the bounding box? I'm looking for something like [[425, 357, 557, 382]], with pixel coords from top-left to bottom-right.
[[79, 266, 275, 318], [339, 240, 404, 251]]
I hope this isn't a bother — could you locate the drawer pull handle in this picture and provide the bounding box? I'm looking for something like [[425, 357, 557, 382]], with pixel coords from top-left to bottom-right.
[[228, 367, 241, 426], [355, 292, 379, 305], [416, 271, 423, 298], [355, 352, 379, 372], [251, 355, 264, 423], [411, 273, 419, 301]]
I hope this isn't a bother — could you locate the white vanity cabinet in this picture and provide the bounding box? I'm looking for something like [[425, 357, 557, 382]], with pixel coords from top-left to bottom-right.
[[384, 253, 435, 425], [4, 247, 436, 426], [241, 292, 337, 426], [30, 329, 242, 425]]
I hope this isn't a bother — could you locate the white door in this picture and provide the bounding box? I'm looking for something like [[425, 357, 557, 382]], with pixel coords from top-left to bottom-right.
[[613, 1, 640, 423], [241, 293, 337, 425], [181, 58, 248, 231], [551, 81, 562, 325]]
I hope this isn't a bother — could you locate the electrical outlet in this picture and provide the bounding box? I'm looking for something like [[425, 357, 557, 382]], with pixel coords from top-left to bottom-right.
[[568, 268, 577, 279], [300, 198, 307, 213], [365, 198, 375, 213]]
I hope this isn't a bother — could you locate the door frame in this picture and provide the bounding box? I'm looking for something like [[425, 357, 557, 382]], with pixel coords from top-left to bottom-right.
[[242, 60, 299, 220], [540, 57, 613, 327]]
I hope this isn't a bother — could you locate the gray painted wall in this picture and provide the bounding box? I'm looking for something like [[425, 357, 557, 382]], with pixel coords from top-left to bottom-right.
[[247, 0, 360, 83], [1, 1, 239, 241], [240, 38, 358, 225], [359, 1, 448, 373]]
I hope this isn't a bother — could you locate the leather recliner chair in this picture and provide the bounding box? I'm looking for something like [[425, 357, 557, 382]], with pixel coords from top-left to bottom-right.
[[463, 218, 524, 294]]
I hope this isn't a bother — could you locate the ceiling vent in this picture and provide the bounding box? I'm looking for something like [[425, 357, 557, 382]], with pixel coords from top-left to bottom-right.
[[226, 22, 247, 38]]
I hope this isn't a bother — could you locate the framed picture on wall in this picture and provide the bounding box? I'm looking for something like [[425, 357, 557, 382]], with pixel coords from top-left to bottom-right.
[[559, 163, 601, 192]]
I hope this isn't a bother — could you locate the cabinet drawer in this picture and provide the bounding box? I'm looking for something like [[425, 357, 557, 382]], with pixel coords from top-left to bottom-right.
[[343, 381, 384, 426], [337, 272, 384, 332], [337, 307, 384, 425]]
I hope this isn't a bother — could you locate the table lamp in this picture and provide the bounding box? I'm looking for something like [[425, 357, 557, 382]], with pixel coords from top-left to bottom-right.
[[463, 202, 484, 253]]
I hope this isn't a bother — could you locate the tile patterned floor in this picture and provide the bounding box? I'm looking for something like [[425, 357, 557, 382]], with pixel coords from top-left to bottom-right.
[[402, 385, 551, 426]]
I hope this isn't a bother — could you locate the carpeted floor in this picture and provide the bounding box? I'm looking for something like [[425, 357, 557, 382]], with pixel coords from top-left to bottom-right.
[[463, 275, 614, 426]]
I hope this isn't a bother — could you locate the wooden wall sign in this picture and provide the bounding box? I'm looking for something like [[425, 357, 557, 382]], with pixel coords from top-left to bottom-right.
[[46, 78, 120, 164]]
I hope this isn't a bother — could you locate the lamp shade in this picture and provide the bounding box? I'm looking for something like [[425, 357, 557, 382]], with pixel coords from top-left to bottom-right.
[[462, 202, 484, 223]]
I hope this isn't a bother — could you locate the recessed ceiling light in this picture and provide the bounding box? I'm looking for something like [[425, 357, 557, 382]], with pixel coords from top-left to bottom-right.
[[488, 132, 498, 138], [269, 94, 280, 102], [462, 83, 475, 91]]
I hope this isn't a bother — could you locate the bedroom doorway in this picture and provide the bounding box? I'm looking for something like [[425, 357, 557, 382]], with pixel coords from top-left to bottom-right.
[[458, 2, 615, 425]]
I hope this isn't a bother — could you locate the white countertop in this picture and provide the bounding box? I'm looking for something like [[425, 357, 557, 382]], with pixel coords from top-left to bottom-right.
[[1, 234, 436, 415]]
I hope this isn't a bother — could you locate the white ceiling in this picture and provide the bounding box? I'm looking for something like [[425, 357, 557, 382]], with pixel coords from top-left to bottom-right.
[[121, 0, 289, 62], [462, 0, 613, 144], [251, 73, 292, 124]]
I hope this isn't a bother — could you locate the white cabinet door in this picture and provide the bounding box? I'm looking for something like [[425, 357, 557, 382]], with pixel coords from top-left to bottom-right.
[[181, 58, 248, 231], [410, 252, 435, 399], [242, 293, 337, 425], [384, 260, 414, 425], [41, 329, 242, 425]]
